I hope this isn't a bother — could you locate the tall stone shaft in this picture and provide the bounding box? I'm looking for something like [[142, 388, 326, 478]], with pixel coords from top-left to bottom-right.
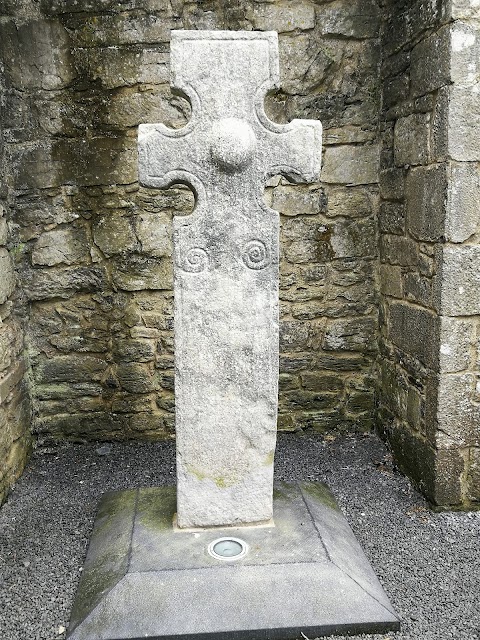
[[138, 31, 322, 528]]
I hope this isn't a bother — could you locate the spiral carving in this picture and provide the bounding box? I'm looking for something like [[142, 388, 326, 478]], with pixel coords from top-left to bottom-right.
[[242, 240, 269, 270], [180, 247, 209, 273]]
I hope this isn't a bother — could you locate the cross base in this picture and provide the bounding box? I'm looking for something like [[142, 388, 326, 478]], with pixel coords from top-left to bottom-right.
[[67, 483, 399, 640]]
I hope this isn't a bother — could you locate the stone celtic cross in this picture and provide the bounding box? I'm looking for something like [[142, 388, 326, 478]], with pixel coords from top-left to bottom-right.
[[138, 31, 321, 529]]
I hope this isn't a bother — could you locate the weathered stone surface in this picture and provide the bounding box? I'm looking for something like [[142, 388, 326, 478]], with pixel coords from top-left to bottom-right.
[[250, 2, 315, 32], [445, 162, 480, 243], [388, 302, 439, 369], [321, 145, 379, 185], [139, 31, 321, 528], [406, 165, 447, 241], [439, 317, 473, 374], [0, 250, 15, 305], [394, 113, 430, 166], [32, 227, 88, 266], [440, 246, 480, 316], [448, 87, 480, 161], [317, 0, 381, 39], [411, 26, 450, 97]]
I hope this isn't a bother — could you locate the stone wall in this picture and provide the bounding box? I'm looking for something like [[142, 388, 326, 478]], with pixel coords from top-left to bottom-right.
[[0, 0, 382, 447], [0, 56, 33, 504], [378, 0, 480, 507]]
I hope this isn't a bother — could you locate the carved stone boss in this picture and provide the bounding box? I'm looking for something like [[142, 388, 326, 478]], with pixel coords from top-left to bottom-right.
[[138, 31, 321, 528]]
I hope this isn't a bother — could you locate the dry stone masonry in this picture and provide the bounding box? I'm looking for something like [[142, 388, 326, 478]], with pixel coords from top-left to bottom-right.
[[0, 0, 478, 510], [138, 31, 321, 527]]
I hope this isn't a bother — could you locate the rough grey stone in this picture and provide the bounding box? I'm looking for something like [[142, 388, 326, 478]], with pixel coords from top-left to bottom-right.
[[388, 302, 440, 370], [440, 245, 480, 316], [249, 2, 315, 33], [394, 113, 430, 166], [321, 145, 379, 185], [439, 317, 473, 374], [449, 86, 480, 161], [67, 483, 399, 640], [446, 162, 480, 243], [31, 227, 88, 266], [411, 26, 450, 97], [138, 31, 321, 528], [0, 250, 15, 305], [317, 0, 381, 39], [406, 164, 447, 241]]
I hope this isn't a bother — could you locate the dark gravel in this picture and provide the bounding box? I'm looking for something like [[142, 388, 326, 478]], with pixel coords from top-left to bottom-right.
[[0, 432, 479, 640]]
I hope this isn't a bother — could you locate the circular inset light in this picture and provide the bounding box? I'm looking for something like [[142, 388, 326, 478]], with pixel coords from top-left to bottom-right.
[[208, 537, 248, 561]]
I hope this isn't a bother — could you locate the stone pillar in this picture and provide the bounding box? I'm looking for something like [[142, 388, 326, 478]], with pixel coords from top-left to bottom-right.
[[378, 0, 480, 508]]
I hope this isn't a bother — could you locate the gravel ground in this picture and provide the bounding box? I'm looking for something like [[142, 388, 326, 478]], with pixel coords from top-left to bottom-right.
[[0, 432, 479, 640]]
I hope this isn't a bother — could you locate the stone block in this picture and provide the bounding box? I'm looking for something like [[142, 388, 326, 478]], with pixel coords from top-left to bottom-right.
[[450, 21, 480, 87], [105, 89, 189, 130], [437, 373, 479, 446], [379, 168, 405, 201], [23, 267, 107, 301], [325, 186, 373, 218], [278, 34, 334, 95], [440, 245, 480, 316], [0, 249, 15, 305], [65, 13, 172, 47], [379, 202, 405, 235], [411, 25, 450, 97], [32, 227, 88, 266], [322, 317, 377, 353], [446, 162, 480, 243], [0, 19, 74, 90], [317, 0, 381, 38], [383, 74, 410, 110], [117, 363, 156, 394], [388, 302, 439, 369], [73, 47, 169, 90], [406, 164, 447, 241], [394, 113, 430, 166], [439, 317, 473, 374], [330, 217, 377, 259], [250, 2, 315, 32], [379, 264, 403, 298], [113, 340, 156, 363], [379, 235, 418, 267], [93, 215, 138, 257], [111, 255, 172, 291], [35, 356, 108, 385], [269, 185, 326, 217], [448, 87, 480, 161], [300, 372, 344, 392], [321, 145, 379, 185], [135, 213, 172, 257]]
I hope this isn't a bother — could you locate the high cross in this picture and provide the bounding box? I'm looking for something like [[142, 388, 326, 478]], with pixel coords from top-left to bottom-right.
[[138, 30, 322, 528]]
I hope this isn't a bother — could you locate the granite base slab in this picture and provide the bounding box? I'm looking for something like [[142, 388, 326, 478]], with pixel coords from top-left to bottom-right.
[[67, 482, 400, 640]]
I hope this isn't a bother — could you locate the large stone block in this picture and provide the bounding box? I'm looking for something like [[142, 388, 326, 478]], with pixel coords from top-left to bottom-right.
[[446, 162, 480, 243], [32, 227, 88, 266], [322, 317, 377, 353], [317, 0, 381, 39], [411, 25, 450, 97], [439, 317, 474, 373], [406, 164, 447, 241], [388, 302, 439, 369], [394, 113, 430, 166], [250, 2, 315, 32], [0, 19, 75, 90], [435, 373, 480, 447], [450, 21, 480, 87], [321, 145, 379, 185], [448, 87, 480, 161], [440, 245, 480, 316]]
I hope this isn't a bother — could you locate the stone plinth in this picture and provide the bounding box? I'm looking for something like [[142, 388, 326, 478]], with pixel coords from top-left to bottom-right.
[[67, 483, 400, 640]]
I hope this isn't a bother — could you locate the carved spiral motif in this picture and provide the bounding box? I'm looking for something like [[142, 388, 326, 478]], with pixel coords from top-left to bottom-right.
[[242, 240, 269, 270], [180, 247, 209, 273]]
